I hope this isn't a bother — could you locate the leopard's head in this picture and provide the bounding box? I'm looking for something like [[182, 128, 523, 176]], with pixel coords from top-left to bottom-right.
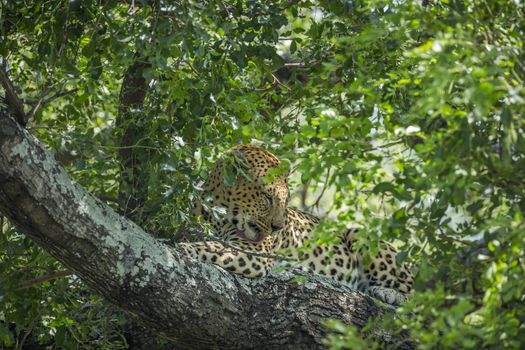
[[193, 145, 289, 243]]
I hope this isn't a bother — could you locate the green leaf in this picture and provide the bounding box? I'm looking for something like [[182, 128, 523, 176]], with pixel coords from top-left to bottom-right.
[[0, 325, 14, 346], [223, 165, 236, 187], [372, 182, 396, 194]]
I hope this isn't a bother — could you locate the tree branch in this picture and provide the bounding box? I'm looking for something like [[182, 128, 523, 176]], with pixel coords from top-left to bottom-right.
[[0, 64, 27, 126], [0, 109, 412, 349], [116, 58, 152, 222], [18, 270, 73, 289], [25, 88, 79, 120]]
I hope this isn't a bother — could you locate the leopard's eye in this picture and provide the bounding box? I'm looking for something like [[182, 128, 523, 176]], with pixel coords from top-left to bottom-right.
[[262, 192, 273, 206]]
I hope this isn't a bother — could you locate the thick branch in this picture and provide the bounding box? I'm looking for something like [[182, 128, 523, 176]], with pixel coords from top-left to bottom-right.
[[116, 58, 152, 221], [0, 110, 410, 349]]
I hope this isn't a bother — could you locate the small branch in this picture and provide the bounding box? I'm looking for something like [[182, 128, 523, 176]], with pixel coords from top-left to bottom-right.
[[18, 321, 35, 350], [363, 140, 405, 153], [309, 168, 331, 211], [24, 88, 79, 105], [0, 265, 58, 286], [8, 265, 55, 277], [254, 73, 292, 92], [26, 88, 79, 119], [18, 270, 73, 289], [26, 86, 53, 121], [0, 64, 27, 126], [283, 62, 306, 68], [271, 73, 291, 90]]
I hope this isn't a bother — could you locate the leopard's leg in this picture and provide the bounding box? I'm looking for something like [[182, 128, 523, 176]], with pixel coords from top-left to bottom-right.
[[343, 230, 413, 305], [178, 240, 273, 278], [362, 243, 413, 305]]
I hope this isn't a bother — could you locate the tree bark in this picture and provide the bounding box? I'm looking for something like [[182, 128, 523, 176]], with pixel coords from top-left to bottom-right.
[[116, 58, 152, 222], [116, 57, 175, 350], [0, 110, 411, 349]]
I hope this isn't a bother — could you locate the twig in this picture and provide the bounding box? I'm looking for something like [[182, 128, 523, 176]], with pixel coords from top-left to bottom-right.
[[56, 1, 70, 59], [18, 270, 73, 289], [0, 64, 27, 126], [8, 265, 55, 277], [26, 86, 53, 121], [0, 266, 56, 286], [45, 88, 79, 102], [310, 167, 331, 211], [283, 62, 306, 68], [360, 140, 405, 154], [18, 321, 34, 350], [255, 73, 293, 92], [26, 88, 78, 121], [271, 73, 291, 90], [149, 0, 161, 41]]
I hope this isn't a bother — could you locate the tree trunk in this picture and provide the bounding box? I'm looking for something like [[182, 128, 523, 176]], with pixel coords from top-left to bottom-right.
[[0, 110, 411, 349], [116, 58, 152, 222]]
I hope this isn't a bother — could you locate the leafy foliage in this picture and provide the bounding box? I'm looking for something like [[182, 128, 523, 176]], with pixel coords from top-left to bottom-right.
[[1, 0, 525, 348]]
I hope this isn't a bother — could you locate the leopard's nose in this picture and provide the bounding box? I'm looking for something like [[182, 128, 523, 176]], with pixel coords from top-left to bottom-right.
[[271, 224, 284, 232]]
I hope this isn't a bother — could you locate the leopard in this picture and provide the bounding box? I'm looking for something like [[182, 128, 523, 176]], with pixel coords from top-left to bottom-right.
[[179, 144, 413, 305]]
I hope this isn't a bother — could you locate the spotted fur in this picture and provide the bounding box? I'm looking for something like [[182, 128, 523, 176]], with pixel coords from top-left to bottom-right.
[[180, 144, 413, 305]]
